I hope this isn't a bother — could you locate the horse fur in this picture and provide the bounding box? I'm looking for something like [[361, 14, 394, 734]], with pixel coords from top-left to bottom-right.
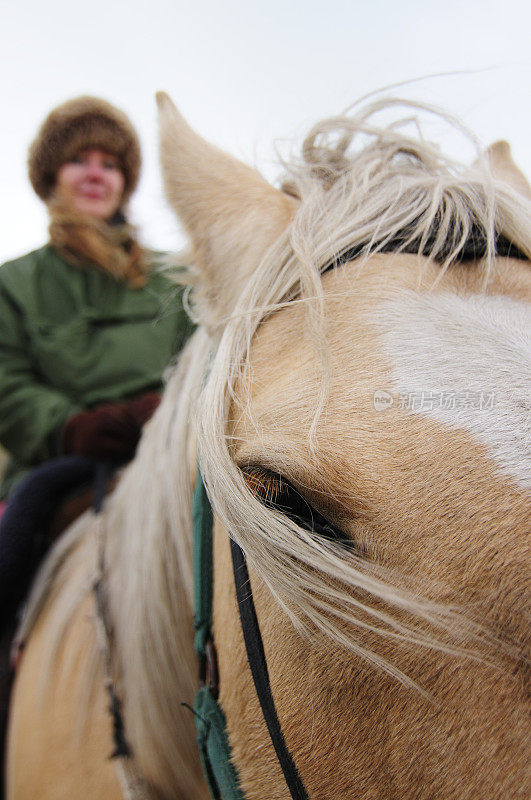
[[8, 94, 531, 800]]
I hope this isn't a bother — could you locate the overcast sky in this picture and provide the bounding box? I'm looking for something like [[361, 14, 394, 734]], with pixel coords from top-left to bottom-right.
[[1, 0, 529, 264]]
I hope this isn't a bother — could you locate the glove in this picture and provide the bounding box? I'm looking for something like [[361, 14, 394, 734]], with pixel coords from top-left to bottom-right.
[[61, 402, 141, 462], [125, 391, 161, 427]]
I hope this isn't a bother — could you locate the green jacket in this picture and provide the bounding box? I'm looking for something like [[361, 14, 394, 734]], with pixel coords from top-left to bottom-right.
[[0, 245, 195, 497]]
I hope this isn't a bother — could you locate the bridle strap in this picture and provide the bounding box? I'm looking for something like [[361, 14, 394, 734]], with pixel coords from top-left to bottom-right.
[[91, 462, 151, 800], [230, 539, 310, 800], [92, 461, 133, 760], [320, 228, 528, 276]]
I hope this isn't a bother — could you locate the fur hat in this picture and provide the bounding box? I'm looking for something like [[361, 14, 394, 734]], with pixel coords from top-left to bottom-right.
[[28, 96, 141, 203]]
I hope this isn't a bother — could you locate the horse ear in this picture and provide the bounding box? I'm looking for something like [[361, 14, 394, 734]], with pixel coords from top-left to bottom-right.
[[480, 141, 531, 200], [156, 92, 298, 325]]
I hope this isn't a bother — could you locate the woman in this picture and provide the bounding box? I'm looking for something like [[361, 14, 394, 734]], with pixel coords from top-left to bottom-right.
[[0, 96, 194, 500], [0, 98, 196, 780], [0, 96, 194, 628]]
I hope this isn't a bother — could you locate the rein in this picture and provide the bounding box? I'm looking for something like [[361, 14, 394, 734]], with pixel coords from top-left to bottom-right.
[[193, 470, 309, 800], [93, 467, 309, 800]]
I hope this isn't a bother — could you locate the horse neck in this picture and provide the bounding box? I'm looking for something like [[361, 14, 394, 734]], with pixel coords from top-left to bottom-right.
[[103, 329, 212, 796]]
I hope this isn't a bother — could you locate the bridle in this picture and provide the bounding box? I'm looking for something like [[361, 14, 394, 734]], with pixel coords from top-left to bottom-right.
[[193, 470, 309, 800], [90, 467, 307, 800]]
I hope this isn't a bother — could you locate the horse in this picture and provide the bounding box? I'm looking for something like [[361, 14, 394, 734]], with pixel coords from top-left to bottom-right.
[[5, 93, 530, 800]]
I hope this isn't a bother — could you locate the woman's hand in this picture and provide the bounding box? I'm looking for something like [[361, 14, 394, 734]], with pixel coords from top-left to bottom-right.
[[62, 392, 161, 462], [126, 391, 161, 427], [61, 403, 140, 461]]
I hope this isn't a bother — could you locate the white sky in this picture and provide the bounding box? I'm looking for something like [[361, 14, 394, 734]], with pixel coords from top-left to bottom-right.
[[1, 0, 530, 264]]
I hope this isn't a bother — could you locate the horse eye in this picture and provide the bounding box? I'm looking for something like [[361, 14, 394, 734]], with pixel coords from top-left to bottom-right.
[[242, 466, 351, 548]]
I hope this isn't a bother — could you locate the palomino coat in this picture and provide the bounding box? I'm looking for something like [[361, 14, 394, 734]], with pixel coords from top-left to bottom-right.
[[0, 245, 194, 496]]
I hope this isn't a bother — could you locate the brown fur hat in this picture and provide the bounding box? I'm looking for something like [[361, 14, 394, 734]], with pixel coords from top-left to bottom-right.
[[28, 96, 141, 203]]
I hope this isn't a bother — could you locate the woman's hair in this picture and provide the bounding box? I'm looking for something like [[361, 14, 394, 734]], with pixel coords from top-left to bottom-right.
[[47, 199, 149, 286]]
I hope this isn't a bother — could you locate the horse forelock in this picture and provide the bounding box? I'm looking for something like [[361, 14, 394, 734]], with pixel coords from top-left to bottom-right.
[[283, 97, 531, 271]]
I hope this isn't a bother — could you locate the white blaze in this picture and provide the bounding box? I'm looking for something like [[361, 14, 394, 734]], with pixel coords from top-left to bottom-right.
[[381, 292, 531, 491]]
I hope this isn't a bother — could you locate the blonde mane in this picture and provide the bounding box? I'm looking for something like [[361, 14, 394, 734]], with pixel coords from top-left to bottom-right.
[[19, 97, 531, 790]]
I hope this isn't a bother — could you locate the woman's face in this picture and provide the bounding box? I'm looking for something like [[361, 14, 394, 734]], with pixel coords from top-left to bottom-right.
[[55, 148, 125, 219]]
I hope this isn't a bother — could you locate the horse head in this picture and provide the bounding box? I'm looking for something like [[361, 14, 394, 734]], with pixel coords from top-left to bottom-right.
[[156, 92, 531, 800]]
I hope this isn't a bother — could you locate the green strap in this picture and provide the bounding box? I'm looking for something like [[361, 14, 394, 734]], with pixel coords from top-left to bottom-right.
[[194, 686, 245, 800], [192, 467, 245, 800], [193, 467, 214, 657]]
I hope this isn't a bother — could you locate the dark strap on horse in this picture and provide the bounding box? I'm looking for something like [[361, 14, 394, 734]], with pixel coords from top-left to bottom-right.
[[193, 471, 215, 669], [92, 461, 133, 760], [194, 469, 310, 800], [321, 226, 527, 276], [93, 461, 111, 515], [230, 539, 310, 800]]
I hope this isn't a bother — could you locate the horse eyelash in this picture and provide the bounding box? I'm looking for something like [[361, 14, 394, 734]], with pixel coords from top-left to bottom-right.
[[242, 465, 286, 506], [242, 466, 352, 549]]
